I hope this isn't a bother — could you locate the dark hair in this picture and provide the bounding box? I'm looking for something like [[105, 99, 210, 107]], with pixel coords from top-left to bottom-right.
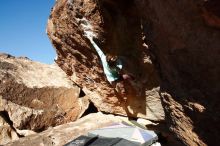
[[107, 55, 117, 68]]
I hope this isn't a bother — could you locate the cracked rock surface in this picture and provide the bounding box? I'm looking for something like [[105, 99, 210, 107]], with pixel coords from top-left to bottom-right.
[[0, 53, 89, 145]]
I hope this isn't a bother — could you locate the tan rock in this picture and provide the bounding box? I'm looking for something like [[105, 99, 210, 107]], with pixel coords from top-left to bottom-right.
[[0, 54, 89, 133], [6, 112, 122, 146], [0, 113, 19, 145]]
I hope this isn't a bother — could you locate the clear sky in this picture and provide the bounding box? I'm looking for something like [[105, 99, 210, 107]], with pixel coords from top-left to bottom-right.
[[0, 0, 56, 64]]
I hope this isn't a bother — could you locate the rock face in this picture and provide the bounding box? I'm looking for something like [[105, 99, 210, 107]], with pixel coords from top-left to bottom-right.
[[47, 0, 220, 146], [0, 112, 19, 145], [0, 53, 88, 137], [138, 1, 220, 146], [47, 0, 164, 121]]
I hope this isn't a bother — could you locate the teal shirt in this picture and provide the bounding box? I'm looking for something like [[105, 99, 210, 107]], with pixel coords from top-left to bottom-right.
[[87, 36, 119, 82]]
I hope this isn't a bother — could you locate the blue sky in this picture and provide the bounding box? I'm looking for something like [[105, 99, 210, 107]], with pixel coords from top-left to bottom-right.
[[0, 0, 56, 64]]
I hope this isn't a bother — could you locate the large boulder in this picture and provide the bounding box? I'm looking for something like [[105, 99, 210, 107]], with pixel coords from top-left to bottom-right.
[[47, 0, 220, 145], [0, 53, 88, 134], [138, 0, 220, 145], [47, 0, 164, 121]]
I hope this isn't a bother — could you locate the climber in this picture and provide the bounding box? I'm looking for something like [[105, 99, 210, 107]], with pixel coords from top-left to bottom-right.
[[107, 55, 135, 82], [107, 55, 136, 96], [80, 17, 134, 88]]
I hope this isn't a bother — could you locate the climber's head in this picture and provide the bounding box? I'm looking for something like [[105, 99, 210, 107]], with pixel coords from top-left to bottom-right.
[[107, 55, 118, 69]]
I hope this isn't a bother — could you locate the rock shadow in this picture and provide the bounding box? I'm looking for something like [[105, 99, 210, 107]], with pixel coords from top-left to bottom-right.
[[98, 0, 161, 119]]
